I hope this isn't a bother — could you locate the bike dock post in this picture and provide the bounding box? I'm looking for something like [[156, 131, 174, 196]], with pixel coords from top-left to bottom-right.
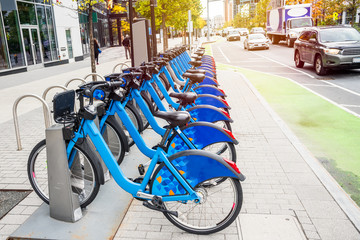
[[46, 124, 83, 222], [12, 94, 52, 150]]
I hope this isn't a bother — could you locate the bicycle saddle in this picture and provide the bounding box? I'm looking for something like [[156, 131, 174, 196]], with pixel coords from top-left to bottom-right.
[[195, 50, 205, 56], [153, 111, 191, 128], [191, 55, 202, 61], [182, 72, 205, 83], [189, 60, 202, 68], [186, 69, 206, 75], [169, 92, 197, 106]]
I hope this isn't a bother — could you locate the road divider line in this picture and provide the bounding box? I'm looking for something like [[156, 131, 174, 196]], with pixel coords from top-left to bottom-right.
[[342, 104, 360, 108], [217, 46, 231, 63], [321, 80, 360, 97], [303, 84, 336, 87], [250, 51, 315, 79]]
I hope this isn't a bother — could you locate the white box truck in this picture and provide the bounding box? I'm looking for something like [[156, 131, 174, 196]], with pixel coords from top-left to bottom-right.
[[266, 3, 313, 47]]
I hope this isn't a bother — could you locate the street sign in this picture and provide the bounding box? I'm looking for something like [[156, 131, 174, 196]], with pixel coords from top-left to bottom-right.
[[333, 12, 338, 20]]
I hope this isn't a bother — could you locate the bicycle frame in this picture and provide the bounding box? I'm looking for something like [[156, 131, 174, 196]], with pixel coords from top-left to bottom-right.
[[66, 111, 200, 202]]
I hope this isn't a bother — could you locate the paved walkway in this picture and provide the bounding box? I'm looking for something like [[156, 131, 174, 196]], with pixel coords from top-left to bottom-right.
[[1, 38, 360, 240]]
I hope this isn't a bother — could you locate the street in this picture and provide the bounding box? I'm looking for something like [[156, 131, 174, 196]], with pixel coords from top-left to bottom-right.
[[213, 37, 360, 116]]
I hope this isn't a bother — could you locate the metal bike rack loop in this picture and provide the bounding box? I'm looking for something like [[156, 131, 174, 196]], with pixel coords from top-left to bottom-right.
[[112, 63, 130, 73], [42, 85, 68, 101], [65, 78, 86, 88], [13, 94, 51, 150], [84, 73, 105, 82]]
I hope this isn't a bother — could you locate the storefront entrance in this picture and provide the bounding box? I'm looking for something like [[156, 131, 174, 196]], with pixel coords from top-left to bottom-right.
[[21, 26, 43, 67]]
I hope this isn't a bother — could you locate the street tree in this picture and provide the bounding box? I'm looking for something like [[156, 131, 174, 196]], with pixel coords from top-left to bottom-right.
[[250, 0, 271, 27], [339, 0, 360, 26], [135, 0, 203, 50]]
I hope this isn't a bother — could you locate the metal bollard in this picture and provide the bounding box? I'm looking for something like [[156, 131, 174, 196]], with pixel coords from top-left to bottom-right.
[[46, 124, 82, 222]]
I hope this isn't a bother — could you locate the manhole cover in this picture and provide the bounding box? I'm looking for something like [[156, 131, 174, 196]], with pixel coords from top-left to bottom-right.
[[0, 190, 31, 219]]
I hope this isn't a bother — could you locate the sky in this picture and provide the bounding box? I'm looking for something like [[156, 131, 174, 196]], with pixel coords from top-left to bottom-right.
[[200, 0, 225, 19]]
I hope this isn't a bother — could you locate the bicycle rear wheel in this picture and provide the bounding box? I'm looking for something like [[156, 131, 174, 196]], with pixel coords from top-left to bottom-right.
[[163, 178, 242, 234], [27, 139, 100, 208]]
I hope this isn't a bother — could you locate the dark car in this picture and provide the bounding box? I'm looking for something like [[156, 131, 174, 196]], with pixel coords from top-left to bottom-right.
[[294, 26, 360, 75], [250, 27, 266, 36]]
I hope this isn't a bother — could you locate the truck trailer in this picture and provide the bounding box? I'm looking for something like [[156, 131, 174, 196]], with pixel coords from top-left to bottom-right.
[[266, 3, 313, 47]]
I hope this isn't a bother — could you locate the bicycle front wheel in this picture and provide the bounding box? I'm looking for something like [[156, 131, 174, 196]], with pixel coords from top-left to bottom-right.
[[27, 139, 100, 208], [163, 178, 243, 234]]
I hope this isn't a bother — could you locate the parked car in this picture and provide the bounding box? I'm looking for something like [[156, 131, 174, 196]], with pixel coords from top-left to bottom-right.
[[244, 34, 270, 50], [238, 28, 249, 36], [250, 27, 266, 35], [294, 26, 360, 75], [227, 30, 241, 41]]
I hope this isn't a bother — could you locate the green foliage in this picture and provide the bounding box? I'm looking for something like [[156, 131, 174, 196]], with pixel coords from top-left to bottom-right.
[[250, 0, 271, 27], [135, 0, 203, 30]]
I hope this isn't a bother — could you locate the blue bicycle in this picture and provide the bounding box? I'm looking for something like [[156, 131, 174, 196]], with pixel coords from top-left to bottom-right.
[[28, 81, 245, 234]]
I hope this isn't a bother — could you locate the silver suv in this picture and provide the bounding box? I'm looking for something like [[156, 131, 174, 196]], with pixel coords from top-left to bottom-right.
[[294, 26, 360, 75]]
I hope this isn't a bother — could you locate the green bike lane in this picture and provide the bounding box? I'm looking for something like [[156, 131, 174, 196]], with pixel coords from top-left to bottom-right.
[[207, 41, 360, 206]]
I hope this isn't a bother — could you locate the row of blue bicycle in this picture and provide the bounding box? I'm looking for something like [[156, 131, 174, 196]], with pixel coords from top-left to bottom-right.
[[27, 45, 246, 234]]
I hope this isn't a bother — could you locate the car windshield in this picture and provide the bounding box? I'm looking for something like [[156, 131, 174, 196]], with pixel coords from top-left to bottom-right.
[[249, 34, 266, 40], [290, 18, 312, 29], [319, 28, 360, 43], [229, 31, 238, 35], [252, 28, 263, 32]]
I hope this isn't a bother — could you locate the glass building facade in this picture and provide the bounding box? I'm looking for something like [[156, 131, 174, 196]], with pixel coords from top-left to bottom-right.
[[0, 0, 58, 72]]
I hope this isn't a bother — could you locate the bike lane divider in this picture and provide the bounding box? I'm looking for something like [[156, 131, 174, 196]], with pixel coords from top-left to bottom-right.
[[216, 62, 360, 232]]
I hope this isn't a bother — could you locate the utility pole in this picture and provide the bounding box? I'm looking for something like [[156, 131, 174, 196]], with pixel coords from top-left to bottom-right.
[[150, 0, 157, 58], [129, 0, 135, 67], [207, 0, 210, 41]]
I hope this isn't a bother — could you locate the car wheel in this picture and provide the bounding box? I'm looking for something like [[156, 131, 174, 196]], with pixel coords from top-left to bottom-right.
[[287, 37, 293, 47], [315, 55, 327, 75], [295, 51, 304, 68]]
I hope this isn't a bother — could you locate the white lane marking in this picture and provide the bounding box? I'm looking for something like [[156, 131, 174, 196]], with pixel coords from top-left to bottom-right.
[[250, 51, 316, 79], [303, 84, 336, 87], [342, 104, 360, 108], [217, 46, 231, 63], [320, 80, 360, 97]]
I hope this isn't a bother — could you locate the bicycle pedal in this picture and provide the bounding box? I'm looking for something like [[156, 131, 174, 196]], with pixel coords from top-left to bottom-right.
[[138, 164, 145, 175]]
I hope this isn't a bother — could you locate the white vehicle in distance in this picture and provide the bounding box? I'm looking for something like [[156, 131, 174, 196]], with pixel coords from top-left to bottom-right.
[[244, 33, 270, 50], [227, 30, 241, 41], [238, 28, 249, 36]]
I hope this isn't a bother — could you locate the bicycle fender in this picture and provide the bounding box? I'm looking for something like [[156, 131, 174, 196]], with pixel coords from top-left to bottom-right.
[[106, 115, 130, 152], [200, 77, 218, 86], [150, 150, 245, 196], [193, 85, 226, 97], [195, 94, 230, 109], [76, 138, 105, 185], [187, 105, 233, 123], [166, 122, 238, 156]]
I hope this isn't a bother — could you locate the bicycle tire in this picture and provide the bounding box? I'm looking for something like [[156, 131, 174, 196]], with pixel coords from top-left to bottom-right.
[[103, 118, 126, 165], [159, 72, 171, 91], [27, 139, 100, 208], [163, 178, 243, 234]]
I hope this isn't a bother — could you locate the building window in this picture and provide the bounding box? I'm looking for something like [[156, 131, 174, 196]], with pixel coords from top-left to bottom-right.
[[2, 9, 25, 68], [36, 4, 51, 62], [17, 2, 37, 25], [45, 6, 57, 60], [0, 11, 10, 70]]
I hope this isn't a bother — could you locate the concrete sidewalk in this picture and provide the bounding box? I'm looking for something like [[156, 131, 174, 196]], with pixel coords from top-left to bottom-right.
[[1, 38, 359, 240]]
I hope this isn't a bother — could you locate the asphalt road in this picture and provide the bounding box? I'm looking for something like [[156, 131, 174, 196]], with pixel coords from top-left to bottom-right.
[[212, 37, 360, 116]]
